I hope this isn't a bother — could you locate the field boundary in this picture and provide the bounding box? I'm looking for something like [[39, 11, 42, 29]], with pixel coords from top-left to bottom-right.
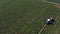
[[41, 0, 60, 8]]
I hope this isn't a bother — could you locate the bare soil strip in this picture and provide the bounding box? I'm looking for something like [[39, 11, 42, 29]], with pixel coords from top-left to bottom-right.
[[41, 0, 60, 8], [38, 12, 57, 34], [38, 0, 58, 34], [38, 24, 46, 34]]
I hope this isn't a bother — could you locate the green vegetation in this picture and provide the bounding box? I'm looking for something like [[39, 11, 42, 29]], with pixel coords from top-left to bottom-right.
[[0, 0, 60, 34]]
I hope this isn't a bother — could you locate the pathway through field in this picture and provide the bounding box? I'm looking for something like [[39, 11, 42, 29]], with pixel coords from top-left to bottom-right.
[[38, 0, 59, 34], [38, 10, 57, 34], [41, 0, 60, 8]]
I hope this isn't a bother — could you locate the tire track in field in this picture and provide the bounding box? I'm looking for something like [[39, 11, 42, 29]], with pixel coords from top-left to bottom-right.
[[53, 16, 60, 34], [48, 12, 57, 34], [38, 4, 57, 34], [38, 0, 58, 34], [41, 0, 60, 8], [38, 14, 56, 34], [38, 24, 46, 34], [50, 9, 59, 34]]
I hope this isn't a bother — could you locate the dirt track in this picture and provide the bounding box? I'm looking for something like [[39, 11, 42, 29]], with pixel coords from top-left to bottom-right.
[[38, 0, 59, 34], [41, 0, 60, 8], [38, 24, 46, 34]]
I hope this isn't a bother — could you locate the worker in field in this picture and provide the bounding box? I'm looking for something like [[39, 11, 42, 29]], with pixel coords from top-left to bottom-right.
[[46, 17, 55, 25]]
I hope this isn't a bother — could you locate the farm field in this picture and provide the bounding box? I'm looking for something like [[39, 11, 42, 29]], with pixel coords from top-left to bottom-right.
[[0, 0, 60, 34], [47, 0, 60, 4]]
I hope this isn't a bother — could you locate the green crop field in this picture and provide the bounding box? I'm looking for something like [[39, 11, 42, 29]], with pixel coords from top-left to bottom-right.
[[0, 0, 60, 34]]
